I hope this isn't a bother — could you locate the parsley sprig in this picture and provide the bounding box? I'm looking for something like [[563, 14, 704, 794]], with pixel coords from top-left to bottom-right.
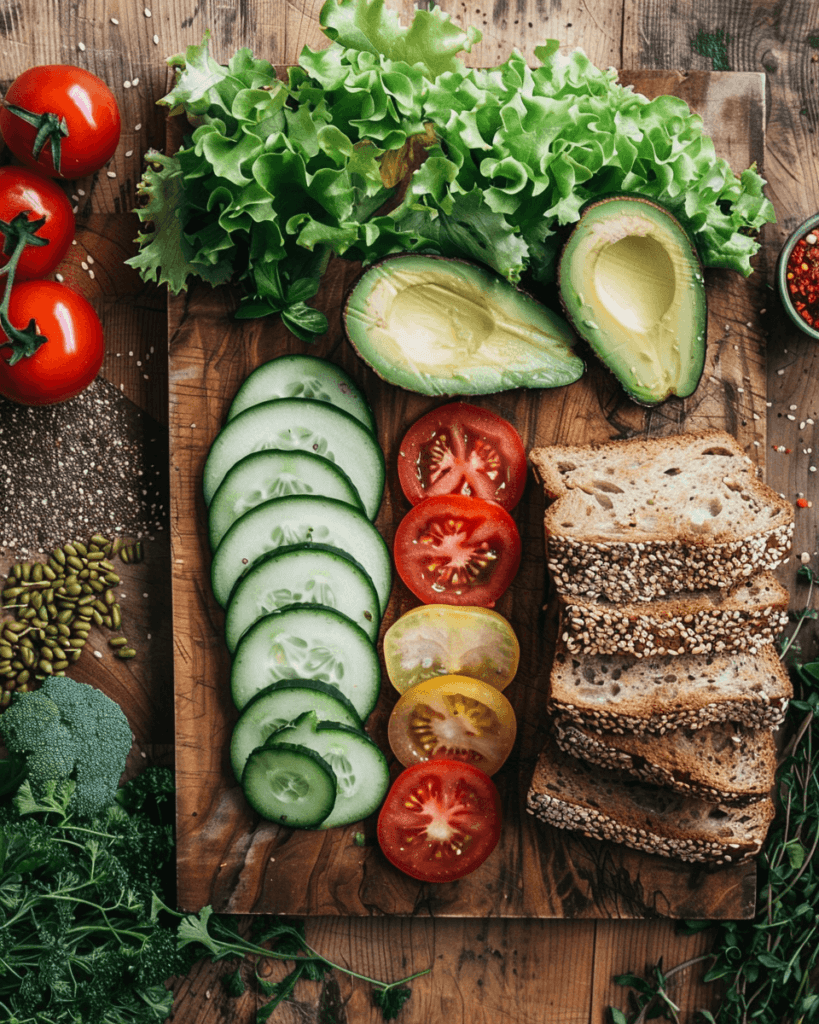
[[609, 565, 819, 1024]]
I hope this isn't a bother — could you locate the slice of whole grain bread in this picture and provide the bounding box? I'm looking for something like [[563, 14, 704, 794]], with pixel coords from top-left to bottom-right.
[[526, 737, 775, 864], [553, 717, 777, 804], [529, 430, 794, 603], [558, 572, 789, 657], [548, 645, 792, 735]]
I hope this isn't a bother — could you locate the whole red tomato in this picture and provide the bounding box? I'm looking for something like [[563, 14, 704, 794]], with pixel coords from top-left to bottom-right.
[[0, 65, 121, 180], [0, 167, 74, 279], [0, 280, 104, 404]]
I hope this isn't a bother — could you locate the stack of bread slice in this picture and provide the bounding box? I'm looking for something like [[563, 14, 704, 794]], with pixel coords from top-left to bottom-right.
[[525, 430, 795, 864]]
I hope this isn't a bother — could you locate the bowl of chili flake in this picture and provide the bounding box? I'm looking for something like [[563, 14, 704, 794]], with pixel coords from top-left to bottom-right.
[[778, 212, 819, 340]]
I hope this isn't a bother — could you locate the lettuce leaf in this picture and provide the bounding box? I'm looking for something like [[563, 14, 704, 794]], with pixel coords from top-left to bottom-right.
[[127, 0, 776, 336]]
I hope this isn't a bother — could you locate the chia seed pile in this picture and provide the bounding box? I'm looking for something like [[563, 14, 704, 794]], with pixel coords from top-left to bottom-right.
[[0, 377, 168, 556]]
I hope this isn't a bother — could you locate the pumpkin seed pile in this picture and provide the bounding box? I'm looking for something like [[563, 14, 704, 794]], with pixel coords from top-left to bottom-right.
[[0, 533, 142, 708]]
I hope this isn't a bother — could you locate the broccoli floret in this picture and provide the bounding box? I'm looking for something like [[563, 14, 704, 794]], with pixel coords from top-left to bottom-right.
[[0, 675, 133, 819]]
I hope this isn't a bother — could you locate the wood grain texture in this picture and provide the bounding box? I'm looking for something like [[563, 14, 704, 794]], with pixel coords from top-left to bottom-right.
[[169, 68, 766, 921], [5, 0, 819, 1019]]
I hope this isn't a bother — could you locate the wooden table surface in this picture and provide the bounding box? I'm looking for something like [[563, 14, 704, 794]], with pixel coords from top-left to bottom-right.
[[3, 1, 819, 1021]]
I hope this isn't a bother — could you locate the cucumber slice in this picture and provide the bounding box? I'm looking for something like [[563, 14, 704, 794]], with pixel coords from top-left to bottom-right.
[[230, 606, 381, 718], [267, 712, 389, 829], [208, 450, 363, 549], [228, 355, 377, 435], [211, 495, 392, 613], [203, 398, 385, 519], [224, 544, 380, 652], [230, 678, 363, 782], [242, 741, 336, 827]]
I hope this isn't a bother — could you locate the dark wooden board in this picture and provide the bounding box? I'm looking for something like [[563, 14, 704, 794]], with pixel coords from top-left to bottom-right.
[[170, 70, 768, 919]]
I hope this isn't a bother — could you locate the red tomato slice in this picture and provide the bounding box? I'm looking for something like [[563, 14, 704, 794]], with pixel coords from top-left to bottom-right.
[[398, 402, 528, 510], [393, 494, 521, 607], [377, 759, 502, 882]]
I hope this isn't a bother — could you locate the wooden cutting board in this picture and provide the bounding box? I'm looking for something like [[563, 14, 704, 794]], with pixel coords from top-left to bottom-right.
[[169, 70, 768, 918]]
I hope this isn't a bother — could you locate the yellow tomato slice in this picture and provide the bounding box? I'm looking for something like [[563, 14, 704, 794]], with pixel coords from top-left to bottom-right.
[[383, 604, 519, 694], [387, 674, 517, 776]]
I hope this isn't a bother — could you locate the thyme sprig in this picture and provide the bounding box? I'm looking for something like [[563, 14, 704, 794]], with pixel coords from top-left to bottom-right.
[[609, 565, 819, 1024]]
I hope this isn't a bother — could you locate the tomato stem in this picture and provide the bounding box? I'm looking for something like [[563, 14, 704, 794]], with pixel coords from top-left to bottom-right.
[[2, 100, 69, 174], [0, 211, 50, 364]]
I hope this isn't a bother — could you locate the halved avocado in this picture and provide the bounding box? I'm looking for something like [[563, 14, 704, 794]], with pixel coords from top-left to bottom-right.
[[558, 196, 707, 406], [343, 254, 584, 396]]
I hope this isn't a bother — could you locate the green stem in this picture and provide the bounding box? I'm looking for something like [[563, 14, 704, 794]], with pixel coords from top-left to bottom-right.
[[781, 571, 816, 661], [0, 215, 49, 362], [631, 954, 712, 1024], [1, 100, 68, 172], [209, 921, 431, 992]]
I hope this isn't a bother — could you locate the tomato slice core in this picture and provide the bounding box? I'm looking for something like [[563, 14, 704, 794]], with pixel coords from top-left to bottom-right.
[[398, 402, 527, 510], [377, 760, 502, 882]]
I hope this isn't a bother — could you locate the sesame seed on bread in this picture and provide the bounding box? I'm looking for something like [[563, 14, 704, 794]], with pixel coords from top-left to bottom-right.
[[526, 737, 775, 864], [553, 718, 778, 805], [558, 572, 789, 658], [529, 430, 794, 603], [548, 646, 792, 736]]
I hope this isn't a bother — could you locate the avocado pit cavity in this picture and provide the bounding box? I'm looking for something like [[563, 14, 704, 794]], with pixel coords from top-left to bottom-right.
[[558, 196, 707, 406]]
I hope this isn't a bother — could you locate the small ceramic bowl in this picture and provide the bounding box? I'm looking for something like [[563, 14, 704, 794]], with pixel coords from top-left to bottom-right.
[[777, 211, 819, 341]]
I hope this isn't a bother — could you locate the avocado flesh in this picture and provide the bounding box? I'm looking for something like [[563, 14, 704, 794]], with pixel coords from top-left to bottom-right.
[[558, 197, 707, 406], [343, 255, 584, 396]]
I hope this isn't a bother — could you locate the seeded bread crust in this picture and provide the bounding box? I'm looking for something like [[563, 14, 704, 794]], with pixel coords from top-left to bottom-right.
[[548, 646, 792, 736], [526, 739, 775, 864], [558, 573, 789, 658], [529, 430, 794, 602], [553, 718, 777, 804]]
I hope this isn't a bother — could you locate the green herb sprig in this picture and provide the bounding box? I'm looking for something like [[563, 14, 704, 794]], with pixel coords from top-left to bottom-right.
[[0, 764, 429, 1022], [608, 565, 819, 1024], [151, 902, 430, 1021]]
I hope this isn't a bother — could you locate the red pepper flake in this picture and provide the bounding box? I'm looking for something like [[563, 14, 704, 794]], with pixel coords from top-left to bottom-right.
[[786, 233, 819, 327], [797, 497, 811, 508]]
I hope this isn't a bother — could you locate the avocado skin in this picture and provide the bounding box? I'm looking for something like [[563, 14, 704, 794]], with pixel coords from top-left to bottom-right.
[[342, 254, 585, 397], [557, 195, 707, 407]]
